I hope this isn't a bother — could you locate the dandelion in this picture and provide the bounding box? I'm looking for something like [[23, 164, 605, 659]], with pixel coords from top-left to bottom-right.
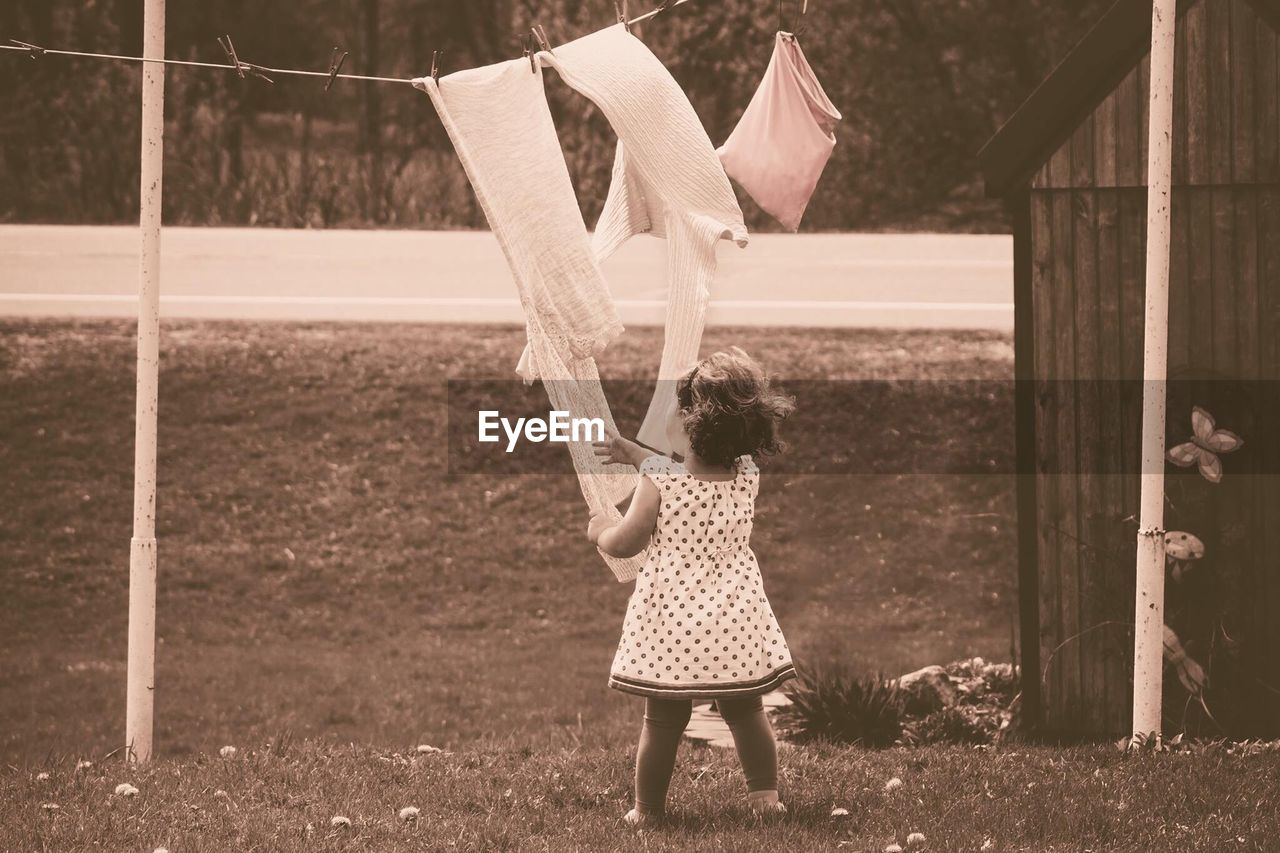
[[884, 777, 903, 792], [415, 744, 443, 755], [114, 783, 140, 797], [906, 832, 927, 848], [219, 745, 237, 758], [981, 840, 994, 851], [884, 845, 903, 853], [330, 815, 351, 828], [831, 807, 850, 817], [75, 760, 92, 771], [41, 803, 60, 812], [154, 848, 170, 853], [35, 772, 50, 781], [398, 806, 420, 823]]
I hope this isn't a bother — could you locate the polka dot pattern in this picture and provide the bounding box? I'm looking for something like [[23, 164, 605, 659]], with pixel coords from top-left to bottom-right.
[[609, 454, 794, 699]]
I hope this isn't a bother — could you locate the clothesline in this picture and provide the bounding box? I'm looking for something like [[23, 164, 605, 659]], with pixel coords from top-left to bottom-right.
[[0, 0, 702, 86]]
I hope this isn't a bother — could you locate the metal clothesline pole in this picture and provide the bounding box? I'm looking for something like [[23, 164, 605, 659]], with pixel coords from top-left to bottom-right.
[[1131, 0, 1178, 747], [0, 0, 706, 84], [125, 0, 164, 765]]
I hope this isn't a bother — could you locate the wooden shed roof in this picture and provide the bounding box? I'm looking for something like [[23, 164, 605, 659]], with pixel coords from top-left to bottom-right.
[[979, 0, 1280, 197]]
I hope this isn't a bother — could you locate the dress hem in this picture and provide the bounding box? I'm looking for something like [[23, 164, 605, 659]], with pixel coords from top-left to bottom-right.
[[608, 664, 796, 700]]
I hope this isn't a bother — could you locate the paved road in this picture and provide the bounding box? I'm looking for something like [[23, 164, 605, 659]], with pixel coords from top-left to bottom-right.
[[0, 226, 1013, 329]]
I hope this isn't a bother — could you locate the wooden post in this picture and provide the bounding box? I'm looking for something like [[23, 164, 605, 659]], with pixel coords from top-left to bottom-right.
[[126, 0, 165, 764], [1011, 190, 1042, 729], [1132, 0, 1177, 745]]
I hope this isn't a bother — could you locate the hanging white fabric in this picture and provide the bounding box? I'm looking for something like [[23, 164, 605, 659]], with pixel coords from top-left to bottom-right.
[[536, 23, 749, 454], [414, 60, 642, 582]]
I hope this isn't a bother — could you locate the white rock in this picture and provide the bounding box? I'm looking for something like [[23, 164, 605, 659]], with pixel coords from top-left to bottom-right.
[[114, 783, 140, 797], [897, 665, 958, 710], [831, 807, 850, 817], [398, 806, 420, 822], [907, 832, 927, 847], [884, 776, 904, 792], [885, 845, 903, 853], [219, 745, 237, 758], [330, 815, 351, 828], [154, 848, 170, 853], [415, 744, 443, 755], [41, 802, 60, 811]]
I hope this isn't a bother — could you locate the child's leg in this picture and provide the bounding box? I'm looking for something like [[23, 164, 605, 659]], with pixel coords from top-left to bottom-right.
[[716, 695, 781, 808], [633, 697, 693, 816]]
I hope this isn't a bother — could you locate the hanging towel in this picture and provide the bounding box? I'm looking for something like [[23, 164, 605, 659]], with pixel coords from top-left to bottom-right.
[[413, 60, 641, 582], [536, 24, 749, 454], [718, 32, 841, 232]]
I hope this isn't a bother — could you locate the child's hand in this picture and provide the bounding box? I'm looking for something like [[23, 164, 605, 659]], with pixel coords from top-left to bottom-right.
[[592, 430, 650, 469], [587, 513, 616, 545]]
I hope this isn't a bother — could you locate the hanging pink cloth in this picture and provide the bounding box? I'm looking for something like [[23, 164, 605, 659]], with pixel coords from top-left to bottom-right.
[[717, 32, 841, 232]]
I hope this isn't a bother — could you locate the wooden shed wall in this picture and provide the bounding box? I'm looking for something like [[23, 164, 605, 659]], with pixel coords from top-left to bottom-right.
[[1025, 0, 1280, 735], [1033, 0, 1280, 189]]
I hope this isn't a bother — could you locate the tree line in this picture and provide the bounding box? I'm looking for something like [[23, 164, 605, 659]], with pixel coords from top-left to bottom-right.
[[0, 0, 1110, 231]]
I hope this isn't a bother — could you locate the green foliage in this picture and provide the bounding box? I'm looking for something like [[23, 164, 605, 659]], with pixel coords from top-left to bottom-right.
[[4, 740, 1280, 850], [776, 669, 904, 747], [900, 707, 992, 746], [0, 0, 1113, 229]]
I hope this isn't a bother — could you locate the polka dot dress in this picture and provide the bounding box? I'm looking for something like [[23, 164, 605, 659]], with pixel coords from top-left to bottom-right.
[[609, 454, 795, 699]]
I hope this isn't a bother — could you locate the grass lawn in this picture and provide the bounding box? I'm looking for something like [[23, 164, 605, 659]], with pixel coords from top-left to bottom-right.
[[1, 320, 1016, 766], [5, 740, 1278, 851], [5, 320, 1274, 850]]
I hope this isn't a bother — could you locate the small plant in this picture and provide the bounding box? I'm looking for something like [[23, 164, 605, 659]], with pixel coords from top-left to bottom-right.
[[900, 707, 993, 746], [776, 668, 903, 746]]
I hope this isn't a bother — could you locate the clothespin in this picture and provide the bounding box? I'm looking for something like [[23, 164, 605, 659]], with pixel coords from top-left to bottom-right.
[[218, 34, 245, 79], [778, 0, 809, 38], [652, 0, 678, 19], [531, 24, 553, 55], [9, 39, 46, 60], [615, 0, 630, 32], [218, 34, 273, 83], [324, 47, 348, 92], [245, 63, 274, 83], [515, 32, 536, 73], [430, 49, 444, 82]]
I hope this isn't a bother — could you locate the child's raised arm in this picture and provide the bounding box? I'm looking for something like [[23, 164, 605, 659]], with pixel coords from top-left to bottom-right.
[[591, 429, 657, 469], [588, 474, 661, 558]]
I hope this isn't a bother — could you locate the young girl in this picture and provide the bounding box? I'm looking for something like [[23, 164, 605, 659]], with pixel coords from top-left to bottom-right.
[[588, 347, 796, 825]]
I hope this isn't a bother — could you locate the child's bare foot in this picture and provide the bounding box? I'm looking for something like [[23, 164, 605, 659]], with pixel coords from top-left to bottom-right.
[[623, 807, 662, 827], [747, 790, 787, 817]]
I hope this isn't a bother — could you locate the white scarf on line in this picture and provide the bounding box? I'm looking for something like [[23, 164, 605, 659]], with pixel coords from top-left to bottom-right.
[[537, 23, 749, 454], [413, 59, 641, 582]]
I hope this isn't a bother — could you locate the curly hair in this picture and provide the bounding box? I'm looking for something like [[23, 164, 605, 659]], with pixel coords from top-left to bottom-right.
[[675, 347, 795, 468]]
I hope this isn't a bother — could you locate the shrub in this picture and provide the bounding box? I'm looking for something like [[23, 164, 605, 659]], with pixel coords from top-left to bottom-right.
[[900, 707, 994, 746], [776, 669, 903, 747]]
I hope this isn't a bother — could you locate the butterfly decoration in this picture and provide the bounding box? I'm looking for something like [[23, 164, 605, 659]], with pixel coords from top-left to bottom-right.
[[1163, 624, 1209, 695], [1164, 530, 1205, 582], [1166, 406, 1243, 484]]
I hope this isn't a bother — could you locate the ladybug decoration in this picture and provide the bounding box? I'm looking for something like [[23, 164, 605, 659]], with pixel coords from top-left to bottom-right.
[[1164, 530, 1205, 583]]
